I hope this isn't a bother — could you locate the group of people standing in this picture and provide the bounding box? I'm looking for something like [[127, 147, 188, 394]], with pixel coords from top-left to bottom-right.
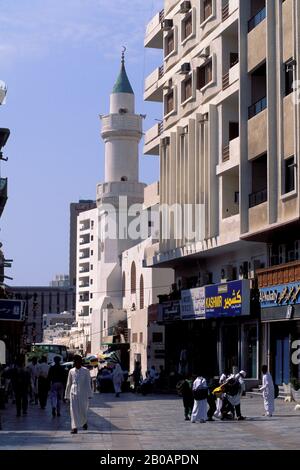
[[178, 365, 276, 424]]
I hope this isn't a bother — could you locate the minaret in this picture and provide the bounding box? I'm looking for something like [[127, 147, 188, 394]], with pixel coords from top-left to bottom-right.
[[101, 49, 143, 183]]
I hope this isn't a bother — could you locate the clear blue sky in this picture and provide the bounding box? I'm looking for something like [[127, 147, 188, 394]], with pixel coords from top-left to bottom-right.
[[0, 0, 163, 286]]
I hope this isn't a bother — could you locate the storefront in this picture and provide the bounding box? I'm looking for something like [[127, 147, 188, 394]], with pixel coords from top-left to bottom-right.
[[260, 282, 300, 384], [159, 280, 259, 381]]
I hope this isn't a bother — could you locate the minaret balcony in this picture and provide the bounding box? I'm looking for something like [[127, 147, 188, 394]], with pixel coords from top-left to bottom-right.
[[144, 9, 164, 49], [101, 114, 142, 138]]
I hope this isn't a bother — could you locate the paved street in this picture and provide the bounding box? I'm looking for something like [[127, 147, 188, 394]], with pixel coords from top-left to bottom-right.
[[0, 392, 299, 450]]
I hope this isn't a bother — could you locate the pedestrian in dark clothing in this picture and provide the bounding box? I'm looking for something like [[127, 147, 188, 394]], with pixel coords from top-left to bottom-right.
[[207, 378, 218, 421], [11, 358, 30, 417], [176, 377, 194, 421], [132, 362, 141, 393], [48, 356, 66, 417]]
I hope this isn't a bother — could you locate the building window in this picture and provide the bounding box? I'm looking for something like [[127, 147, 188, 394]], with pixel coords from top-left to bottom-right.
[[165, 31, 174, 57], [90, 308, 93, 314], [285, 60, 294, 96], [182, 12, 193, 40], [202, 0, 213, 22], [90, 293, 93, 299], [139, 274, 144, 309], [181, 75, 192, 102], [131, 262, 136, 294], [139, 332, 143, 344], [152, 332, 163, 343], [132, 333, 138, 343], [122, 272, 126, 298], [197, 59, 213, 90], [91, 250, 93, 256], [284, 156, 296, 194], [164, 89, 174, 115]]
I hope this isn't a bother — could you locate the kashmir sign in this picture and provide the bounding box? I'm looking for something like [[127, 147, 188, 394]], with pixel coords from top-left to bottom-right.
[[260, 282, 300, 308], [181, 287, 206, 320], [0, 299, 25, 321], [205, 280, 251, 319]]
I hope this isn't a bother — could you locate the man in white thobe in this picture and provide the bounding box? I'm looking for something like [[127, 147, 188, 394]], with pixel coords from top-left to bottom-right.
[[259, 365, 275, 417], [65, 355, 93, 434], [191, 376, 208, 423]]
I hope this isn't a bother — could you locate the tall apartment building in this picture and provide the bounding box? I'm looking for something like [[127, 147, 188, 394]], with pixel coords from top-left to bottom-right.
[[143, 0, 300, 386], [69, 200, 96, 287]]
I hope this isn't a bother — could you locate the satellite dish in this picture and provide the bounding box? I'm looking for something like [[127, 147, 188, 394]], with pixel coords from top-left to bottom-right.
[[0, 81, 7, 105]]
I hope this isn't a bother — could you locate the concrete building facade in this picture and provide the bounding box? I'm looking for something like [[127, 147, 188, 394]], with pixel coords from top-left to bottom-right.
[[143, 0, 300, 386]]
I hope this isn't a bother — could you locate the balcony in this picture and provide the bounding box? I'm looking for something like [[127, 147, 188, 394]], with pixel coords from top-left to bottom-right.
[[248, 97, 267, 120], [249, 188, 267, 208], [248, 7, 266, 33], [248, 106, 267, 160], [79, 249, 90, 260], [144, 9, 164, 49], [80, 221, 90, 232], [257, 260, 300, 288], [217, 137, 240, 175], [144, 66, 164, 102], [222, 62, 239, 91], [79, 293, 89, 303], [0, 177, 8, 217], [248, 12, 266, 72], [79, 235, 90, 246], [79, 263, 90, 274], [144, 122, 163, 156], [222, 0, 239, 21]]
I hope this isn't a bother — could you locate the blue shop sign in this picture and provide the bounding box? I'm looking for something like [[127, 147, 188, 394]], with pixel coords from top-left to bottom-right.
[[260, 282, 300, 308], [205, 280, 250, 319], [158, 300, 181, 322], [0, 299, 25, 321]]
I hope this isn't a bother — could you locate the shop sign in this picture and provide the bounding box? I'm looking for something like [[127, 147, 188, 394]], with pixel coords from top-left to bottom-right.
[[205, 280, 250, 319], [158, 300, 181, 322], [0, 299, 25, 321], [260, 282, 300, 308], [181, 287, 206, 320]]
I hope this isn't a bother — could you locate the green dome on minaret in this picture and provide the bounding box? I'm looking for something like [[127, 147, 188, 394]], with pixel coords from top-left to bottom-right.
[[112, 48, 134, 95]]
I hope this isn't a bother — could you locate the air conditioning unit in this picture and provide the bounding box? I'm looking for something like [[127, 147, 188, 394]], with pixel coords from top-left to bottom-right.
[[180, 62, 191, 74], [179, 1, 191, 14], [161, 19, 173, 31], [162, 136, 170, 146]]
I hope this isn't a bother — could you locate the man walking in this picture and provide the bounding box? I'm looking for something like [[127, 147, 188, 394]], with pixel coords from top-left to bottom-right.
[[27, 357, 39, 404], [65, 355, 93, 434], [11, 357, 30, 417], [259, 365, 275, 417], [48, 356, 66, 417], [37, 356, 49, 409]]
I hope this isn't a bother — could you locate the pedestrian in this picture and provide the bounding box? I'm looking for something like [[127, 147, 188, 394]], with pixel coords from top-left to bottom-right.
[[112, 363, 124, 397], [259, 365, 275, 417], [176, 376, 194, 421], [221, 371, 246, 421], [191, 374, 208, 424], [132, 361, 141, 393], [37, 356, 50, 409], [214, 373, 226, 418], [48, 356, 66, 417], [90, 365, 98, 393], [11, 357, 30, 417], [27, 357, 39, 404], [65, 355, 93, 434], [207, 377, 218, 421]]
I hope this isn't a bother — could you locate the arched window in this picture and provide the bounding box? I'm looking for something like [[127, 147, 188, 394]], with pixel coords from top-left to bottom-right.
[[122, 272, 126, 298], [131, 262, 136, 294], [139, 274, 144, 310]]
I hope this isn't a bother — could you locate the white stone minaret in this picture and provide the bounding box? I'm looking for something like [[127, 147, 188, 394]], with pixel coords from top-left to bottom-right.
[[101, 49, 142, 183], [91, 52, 146, 354]]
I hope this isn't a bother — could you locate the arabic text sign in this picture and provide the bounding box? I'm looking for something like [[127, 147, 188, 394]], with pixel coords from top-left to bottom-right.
[[205, 280, 250, 318], [0, 299, 25, 321], [158, 301, 181, 322], [181, 287, 205, 320], [260, 282, 300, 308]]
